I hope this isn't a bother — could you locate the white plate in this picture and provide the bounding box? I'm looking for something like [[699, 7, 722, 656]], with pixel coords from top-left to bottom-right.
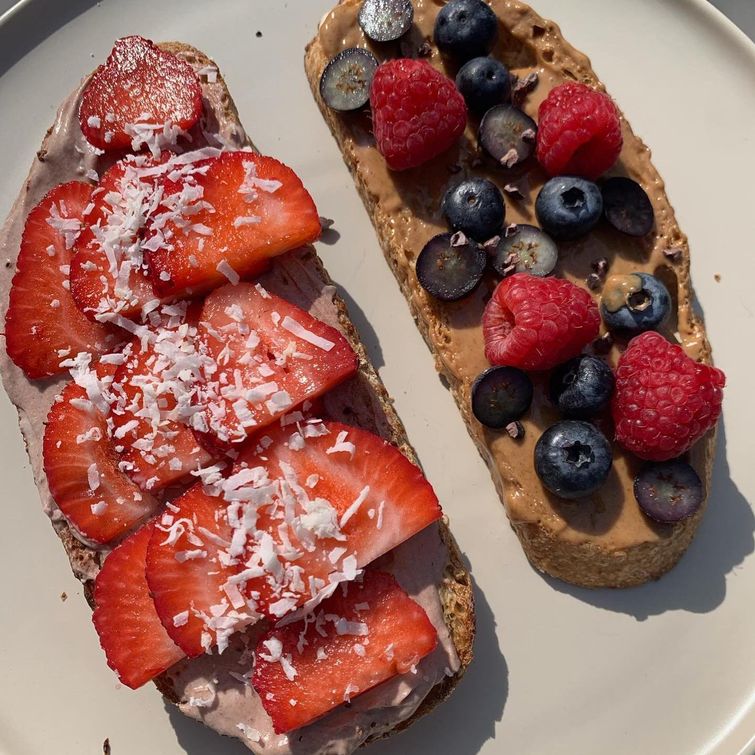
[[1, 1, 754, 754]]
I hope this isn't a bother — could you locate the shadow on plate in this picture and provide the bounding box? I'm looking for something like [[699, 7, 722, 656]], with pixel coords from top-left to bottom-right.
[[166, 702, 250, 755], [0, 0, 99, 77], [329, 281, 385, 369], [368, 574, 508, 755], [164, 571, 507, 755], [539, 420, 754, 620]]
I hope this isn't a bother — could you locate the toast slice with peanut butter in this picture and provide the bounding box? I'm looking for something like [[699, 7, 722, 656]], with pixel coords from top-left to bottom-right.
[[305, 0, 721, 588]]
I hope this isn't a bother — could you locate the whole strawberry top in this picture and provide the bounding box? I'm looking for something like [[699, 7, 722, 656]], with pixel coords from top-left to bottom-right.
[[612, 332, 725, 461], [536, 82, 623, 180], [370, 58, 467, 171]]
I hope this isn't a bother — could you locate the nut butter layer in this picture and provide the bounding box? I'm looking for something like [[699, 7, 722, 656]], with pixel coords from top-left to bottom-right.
[[0, 42, 473, 755], [305, 0, 717, 587]]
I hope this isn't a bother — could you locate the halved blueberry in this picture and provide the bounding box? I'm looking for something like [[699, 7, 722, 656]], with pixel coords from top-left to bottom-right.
[[442, 178, 505, 242], [479, 104, 537, 168], [490, 224, 557, 277], [534, 420, 612, 499], [319, 48, 379, 112], [549, 355, 614, 419], [416, 232, 487, 301], [358, 0, 414, 43], [434, 0, 498, 62], [601, 176, 654, 237], [471, 366, 533, 428], [634, 460, 703, 523], [535, 176, 603, 241], [600, 272, 671, 334], [456, 57, 511, 115]]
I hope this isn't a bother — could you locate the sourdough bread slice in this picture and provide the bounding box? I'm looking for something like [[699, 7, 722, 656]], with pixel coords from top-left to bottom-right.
[[0, 41, 473, 753], [305, 0, 718, 588]]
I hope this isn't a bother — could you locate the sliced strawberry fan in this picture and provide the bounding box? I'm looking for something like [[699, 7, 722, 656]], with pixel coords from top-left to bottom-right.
[[146, 420, 442, 656], [92, 521, 185, 689], [69, 154, 165, 322], [145, 483, 254, 657], [111, 320, 215, 491], [43, 365, 159, 544], [253, 569, 438, 733], [195, 282, 358, 447], [5, 182, 118, 378], [145, 152, 321, 297]]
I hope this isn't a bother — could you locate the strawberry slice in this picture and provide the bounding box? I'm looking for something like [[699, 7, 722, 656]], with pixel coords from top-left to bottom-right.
[[145, 484, 254, 657], [195, 282, 358, 446], [69, 155, 163, 323], [111, 307, 215, 491], [234, 420, 443, 616], [5, 182, 118, 378], [92, 521, 185, 689], [43, 366, 159, 544], [146, 420, 441, 655], [79, 36, 202, 152], [144, 152, 321, 297], [252, 569, 438, 733]]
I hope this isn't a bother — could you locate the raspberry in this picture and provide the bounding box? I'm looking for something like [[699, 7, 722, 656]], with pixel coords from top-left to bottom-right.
[[370, 58, 467, 171], [482, 273, 601, 371], [612, 332, 725, 461], [536, 82, 623, 180]]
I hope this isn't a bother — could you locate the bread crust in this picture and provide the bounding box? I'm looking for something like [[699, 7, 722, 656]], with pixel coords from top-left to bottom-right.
[[1, 41, 474, 749], [304, 0, 718, 588]]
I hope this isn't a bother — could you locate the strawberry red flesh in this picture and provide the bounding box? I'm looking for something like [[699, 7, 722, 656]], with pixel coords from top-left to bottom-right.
[[146, 420, 442, 655], [69, 155, 163, 323], [43, 368, 159, 544], [252, 569, 438, 733], [79, 35, 202, 152], [111, 325, 215, 492], [195, 282, 358, 446], [144, 152, 321, 297], [92, 521, 185, 689], [5, 182, 118, 378], [238, 420, 443, 615], [145, 484, 252, 657]]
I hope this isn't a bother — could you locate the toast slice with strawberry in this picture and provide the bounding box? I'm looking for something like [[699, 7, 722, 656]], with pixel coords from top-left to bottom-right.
[[0, 37, 473, 755], [305, 0, 723, 588]]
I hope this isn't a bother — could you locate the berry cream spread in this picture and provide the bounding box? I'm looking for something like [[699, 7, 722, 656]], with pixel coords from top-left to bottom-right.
[[0, 42, 459, 754], [313, 0, 718, 569]]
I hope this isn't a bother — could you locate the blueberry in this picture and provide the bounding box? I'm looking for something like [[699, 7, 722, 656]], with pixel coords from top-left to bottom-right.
[[490, 224, 557, 277], [600, 272, 671, 334], [319, 48, 379, 112], [634, 460, 703, 523], [434, 0, 498, 62], [479, 104, 537, 168], [358, 0, 414, 42], [534, 420, 612, 499], [535, 176, 603, 241], [601, 176, 654, 237], [442, 178, 505, 242], [455, 57, 511, 115], [416, 232, 487, 301], [549, 355, 614, 419], [471, 366, 533, 428]]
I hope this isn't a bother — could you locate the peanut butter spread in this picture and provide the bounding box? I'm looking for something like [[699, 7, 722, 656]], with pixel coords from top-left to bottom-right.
[[313, 0, 713, 557], [0, 46, 459, 754]]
